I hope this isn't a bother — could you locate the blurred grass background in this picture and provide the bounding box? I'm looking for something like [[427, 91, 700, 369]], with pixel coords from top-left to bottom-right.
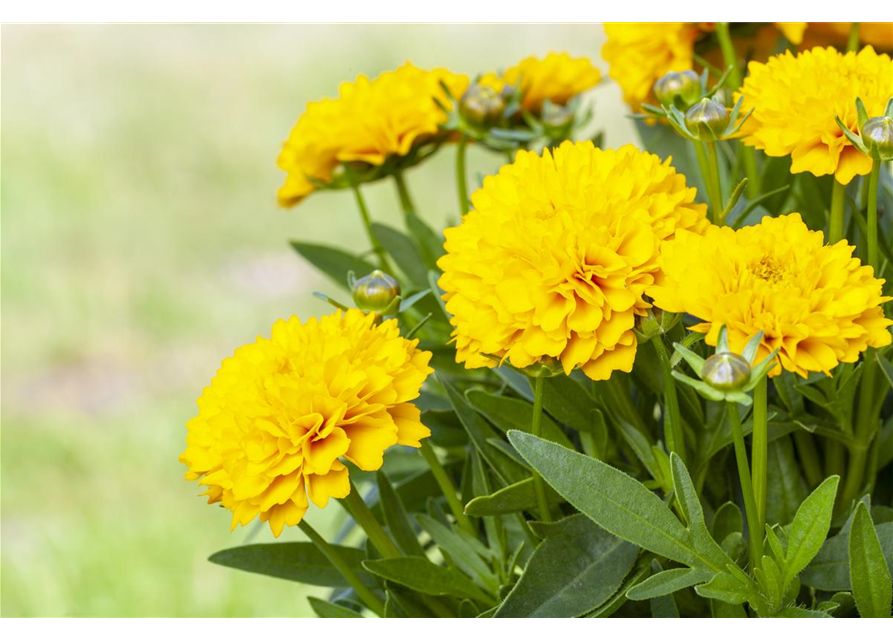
[[0, 24, 637, 617]]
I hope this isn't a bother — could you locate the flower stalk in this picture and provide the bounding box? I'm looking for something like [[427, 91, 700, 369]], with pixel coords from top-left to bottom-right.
[[393, 170, 418, 227], [346, 166, 391, 271], [751, 376, 769, 536], [340, 483, 402, 559], [652, 335, 686, 464], [726, 403, 762, 570], [456, 134, 470, 216], [829, 178, 846, 243], [530, 374, 552, 523], [866, 159, 880, 271], [693, 141, 723, 224], [419, 440, 477, 536], [298, 519, 385, 616]]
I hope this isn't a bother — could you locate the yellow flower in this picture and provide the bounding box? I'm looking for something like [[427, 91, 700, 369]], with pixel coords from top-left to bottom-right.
[[601, 23, 699, 109], [437, 141, 708, 381], [480, 52, 601, 112], [180, 309, 433, 536], [737, 46, 893, 185], [775, 22, 807, 45], [277, 63, 468, 206], [800, 23, 893, 51], [650, 213, 892, 378]]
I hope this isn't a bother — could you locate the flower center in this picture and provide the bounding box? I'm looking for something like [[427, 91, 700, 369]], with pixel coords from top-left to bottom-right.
[[751, 256, 786, 284]]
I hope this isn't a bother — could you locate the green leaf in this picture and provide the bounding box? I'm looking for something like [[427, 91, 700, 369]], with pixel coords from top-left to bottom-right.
[[712, 502, 743, 542], [403, 210, 445, 269], [464, 476, 562, 516], [694, 572, 751, 605], [416, 514, 498, 592], [540, 375, 597, 433], [495, 514, 638, 618], [307, 597, 364, 618], [290, 241, 376, 291], [878, 354, 893, 392], [208, 542, 373, 587], [627, 567, 712, 600], [774, 607, 832, 618], [849, 503, 893, 618], [784, 475, 840, 586], [441, 377, 525, 484], [466, 389, 574, 449], [362, 557, 494, 604], [802, 522, 893, 591], [377, 471, 426, 557], [766, 436, 808, 527], [370, 223, 429, 288], [508, 431, 729, 572]]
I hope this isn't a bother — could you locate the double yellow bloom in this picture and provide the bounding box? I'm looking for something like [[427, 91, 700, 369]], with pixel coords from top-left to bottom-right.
[[180, 309, 433, 536]]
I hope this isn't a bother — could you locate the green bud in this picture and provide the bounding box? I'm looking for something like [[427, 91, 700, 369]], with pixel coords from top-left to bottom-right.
[[634, 309, 678, 342], [352, 270, 400, 313], [862, 116, 893, 162], [460, 84, 505, 128], [654, 70, 701, 109], [702, 352, 751, 391], [684, 98, 730, 141]]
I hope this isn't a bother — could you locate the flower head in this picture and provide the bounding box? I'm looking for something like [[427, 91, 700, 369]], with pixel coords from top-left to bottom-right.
[[180, 309, 433, 536], [737, 46, 893, 184], [277, 63, 468, 206], [437, 141, 708, 381], [480, 52, 601, 113], [650, 213, 892, 378], [601, 23, 699, 109]]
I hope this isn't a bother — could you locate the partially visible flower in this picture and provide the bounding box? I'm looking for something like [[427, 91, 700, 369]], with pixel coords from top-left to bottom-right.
[[602, 23, 699, 109], [277, 63, 468, 206], [800, 23, 893, 51], [480, 52, 601, 113], [437, 141, 708, 381], [737, 46, 893, 184], [650, 213, 892, 378], [776, 22, 807, 45], [180, 309, 433, 536]]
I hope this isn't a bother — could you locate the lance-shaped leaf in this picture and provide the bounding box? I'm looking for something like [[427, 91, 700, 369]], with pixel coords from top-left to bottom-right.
[[508, 431, 730, 573], [495, 514, 638, 618], [783, 475, 840, 586], [849, 503, 893, 618], [363, 557, 494, 605]]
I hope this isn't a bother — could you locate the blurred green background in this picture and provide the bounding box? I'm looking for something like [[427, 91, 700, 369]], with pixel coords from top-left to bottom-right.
[[0, 24, 637, 617]]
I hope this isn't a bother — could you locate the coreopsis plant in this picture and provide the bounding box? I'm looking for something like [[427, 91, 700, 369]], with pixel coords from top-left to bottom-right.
[[182, 27, 893, 619]]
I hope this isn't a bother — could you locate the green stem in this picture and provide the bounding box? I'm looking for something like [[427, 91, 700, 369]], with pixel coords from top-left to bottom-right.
[[419, 440, 476, 536], [751, 377, 768, 536], [847, 23, 860, 52], [605, 375, 648, 436], [706, 141, 725, 225], [652, 336, 686, 464], [340, 483, 402, 559], [456, 134, 470, 216], [727, 403, 762, 570], [530, 374, 552, 522], [694, 141, 723, 224], [299, 519, 385, 617], [866, 160, 880, 272], [793, 431, 823, 488], [740, 144, 761, 199], [393, 171, 417, 227], [841, 349, 878, 509], [829, 179, 847, 243], [346, 165, 391, 272], [715, 22, 742, 91]]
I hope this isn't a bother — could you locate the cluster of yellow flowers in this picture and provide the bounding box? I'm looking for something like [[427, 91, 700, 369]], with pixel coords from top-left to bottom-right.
[[602, 22, 893, 111], [185, 35, 893, 539], [180, 309, 433, 536]]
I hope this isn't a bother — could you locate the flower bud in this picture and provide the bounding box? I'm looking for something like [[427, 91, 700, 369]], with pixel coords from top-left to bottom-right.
[[460, 84, 505, 128], [684, 98, 730, 141], [654, 70, 701, 109], [352, 270, 400, 313], [634, 309, 678, 342], [862, 116, 893, 162], [702, 352, 751, 391]]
